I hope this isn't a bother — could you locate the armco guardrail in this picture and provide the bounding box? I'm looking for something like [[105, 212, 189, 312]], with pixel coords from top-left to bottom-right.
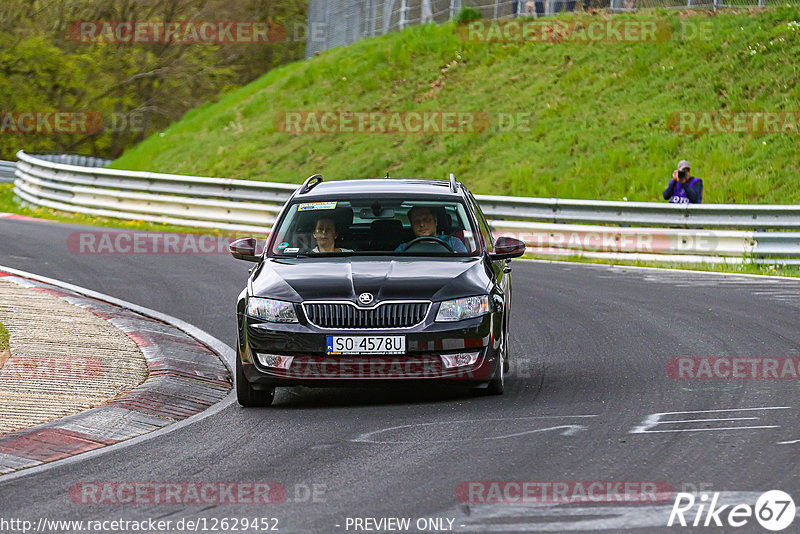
[[31, 154, 111, 168], [12, 151, 800, 264], [0, 160, 16, 182], [478, 195, 800, 230], [14, 150, 296, 233]]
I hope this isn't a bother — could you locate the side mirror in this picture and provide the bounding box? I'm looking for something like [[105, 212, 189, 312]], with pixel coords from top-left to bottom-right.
[[229, 237, 260, 262], [489, 236, 526, 260]]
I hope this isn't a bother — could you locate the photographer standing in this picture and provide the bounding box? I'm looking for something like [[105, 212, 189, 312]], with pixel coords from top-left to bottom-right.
[[663, 160, 703, 204]]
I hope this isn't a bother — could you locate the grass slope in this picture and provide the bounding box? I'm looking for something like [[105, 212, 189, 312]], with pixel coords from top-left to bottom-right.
[[0, 321, 8, 352], [112, 8, 800, 204]]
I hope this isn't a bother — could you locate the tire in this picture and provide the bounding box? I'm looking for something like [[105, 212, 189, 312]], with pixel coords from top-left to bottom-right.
[[489, 319, 509, 394], [484, 349, 505, 396], [475, 341, 505, 396], [502, 320, 511, 373], [236, 350, 275, 407]]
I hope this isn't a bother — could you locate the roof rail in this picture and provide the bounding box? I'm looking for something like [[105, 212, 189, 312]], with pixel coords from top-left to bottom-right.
[[299, 174, 323, 194], [449, 173, 458, 193]]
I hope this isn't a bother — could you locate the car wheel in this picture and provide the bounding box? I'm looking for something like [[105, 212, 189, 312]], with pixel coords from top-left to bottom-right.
[[475, 340, 505, 397], [236, 348, 275, 407], [484, 349, 505, 395], [502, 320, 511, 373]]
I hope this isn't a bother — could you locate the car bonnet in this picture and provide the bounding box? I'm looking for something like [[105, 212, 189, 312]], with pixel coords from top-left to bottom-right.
[[251, 256, 490, 303]]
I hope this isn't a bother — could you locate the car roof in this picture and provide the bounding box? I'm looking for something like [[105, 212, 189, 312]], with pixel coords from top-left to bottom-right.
[[292, 178, 466, 200]]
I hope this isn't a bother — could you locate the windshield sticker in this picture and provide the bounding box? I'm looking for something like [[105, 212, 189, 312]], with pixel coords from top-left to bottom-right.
[[284, 247, 300, 253], [298, 201, 337, 211], [277, 241, 289, 250]]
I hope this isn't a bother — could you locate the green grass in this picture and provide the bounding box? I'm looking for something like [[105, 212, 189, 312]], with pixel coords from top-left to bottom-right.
[[110, 8, 800, 204], [0, 321, 9, 352], [0, 184, 259, 237]]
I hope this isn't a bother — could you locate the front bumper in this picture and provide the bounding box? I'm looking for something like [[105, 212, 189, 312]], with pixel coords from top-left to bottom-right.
[[239, 312, 501, 388]]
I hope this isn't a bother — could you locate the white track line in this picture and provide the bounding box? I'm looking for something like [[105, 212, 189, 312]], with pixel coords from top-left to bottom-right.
[[0, 264, 236, 483]]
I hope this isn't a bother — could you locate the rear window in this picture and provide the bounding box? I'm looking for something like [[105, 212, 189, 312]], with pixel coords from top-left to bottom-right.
[[268, 198, 478, 257]]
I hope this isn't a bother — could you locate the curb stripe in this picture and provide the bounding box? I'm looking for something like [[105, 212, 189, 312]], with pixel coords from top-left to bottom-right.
[[0, 270, 232, 477]]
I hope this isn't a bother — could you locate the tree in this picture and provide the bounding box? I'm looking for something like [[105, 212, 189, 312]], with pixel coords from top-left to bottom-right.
[[0, 0, 307, 159]]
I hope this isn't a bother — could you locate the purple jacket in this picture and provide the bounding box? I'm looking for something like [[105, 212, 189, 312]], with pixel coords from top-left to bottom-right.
[[663, 177, 703, 204]]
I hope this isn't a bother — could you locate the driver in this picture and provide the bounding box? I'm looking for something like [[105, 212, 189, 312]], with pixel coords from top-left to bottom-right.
[[395, 206, 467, 252]]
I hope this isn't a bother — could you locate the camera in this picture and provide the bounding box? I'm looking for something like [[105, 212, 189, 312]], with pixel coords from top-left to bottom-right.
[[677, 170, 687, 180]]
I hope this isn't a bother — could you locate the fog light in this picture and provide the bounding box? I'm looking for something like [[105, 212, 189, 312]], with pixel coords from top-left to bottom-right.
[[441, 351, 480, 369], [256, 353, 294, 369]]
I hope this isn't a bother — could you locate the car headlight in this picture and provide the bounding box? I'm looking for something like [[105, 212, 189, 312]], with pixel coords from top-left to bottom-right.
[[435, 295, 490, 322], [246, 297, 298, 323]]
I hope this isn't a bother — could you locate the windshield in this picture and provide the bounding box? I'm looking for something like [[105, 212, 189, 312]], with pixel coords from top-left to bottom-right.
[[268, 198, 479, 257]]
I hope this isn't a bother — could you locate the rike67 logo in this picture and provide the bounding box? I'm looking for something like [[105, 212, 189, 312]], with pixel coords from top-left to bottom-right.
[[668, 490, 796, 531]]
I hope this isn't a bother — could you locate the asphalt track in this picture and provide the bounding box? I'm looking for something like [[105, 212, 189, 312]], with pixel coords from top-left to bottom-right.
[[1, 216, 799, 533]]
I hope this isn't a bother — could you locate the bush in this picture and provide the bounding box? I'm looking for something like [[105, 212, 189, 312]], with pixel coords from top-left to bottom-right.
[[456, 7, 482, 24]]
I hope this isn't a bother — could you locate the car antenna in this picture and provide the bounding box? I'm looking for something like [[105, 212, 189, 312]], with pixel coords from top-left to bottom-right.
[[299, 174, 323, 194], [385, 172, 390, 179], [449, 172, 458, 193]]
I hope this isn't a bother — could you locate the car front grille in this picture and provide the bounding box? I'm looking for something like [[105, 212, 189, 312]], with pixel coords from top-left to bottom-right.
[[303, 301, 429, 329]]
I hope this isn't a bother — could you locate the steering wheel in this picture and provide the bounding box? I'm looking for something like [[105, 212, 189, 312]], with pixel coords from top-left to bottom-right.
[[403, 235, 454, 253]]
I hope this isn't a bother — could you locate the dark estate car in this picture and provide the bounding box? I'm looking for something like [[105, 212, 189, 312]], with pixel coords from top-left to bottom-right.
[[230, 174, 526, 406]]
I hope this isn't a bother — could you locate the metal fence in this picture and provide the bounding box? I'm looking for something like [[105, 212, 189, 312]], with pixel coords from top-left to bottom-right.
[[11, 151, 800, 264], [610, 0, 770, 10], [306, 0, 780, 56], [307, 0, 583, 57], [0, 161, 16, 183], [2, 155, 108, 184], [29, 154, 111, 168]]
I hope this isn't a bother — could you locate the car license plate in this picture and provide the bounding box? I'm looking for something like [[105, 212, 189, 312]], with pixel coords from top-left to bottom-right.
[[326, 336, 405, 355]]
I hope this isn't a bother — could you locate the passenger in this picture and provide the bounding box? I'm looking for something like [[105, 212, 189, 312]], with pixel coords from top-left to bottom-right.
[[395, 206, 467, 252], [312, 216, 353, 253]]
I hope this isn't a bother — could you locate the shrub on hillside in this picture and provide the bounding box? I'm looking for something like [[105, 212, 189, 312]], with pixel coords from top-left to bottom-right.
[[457, 7, 482, 24]]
